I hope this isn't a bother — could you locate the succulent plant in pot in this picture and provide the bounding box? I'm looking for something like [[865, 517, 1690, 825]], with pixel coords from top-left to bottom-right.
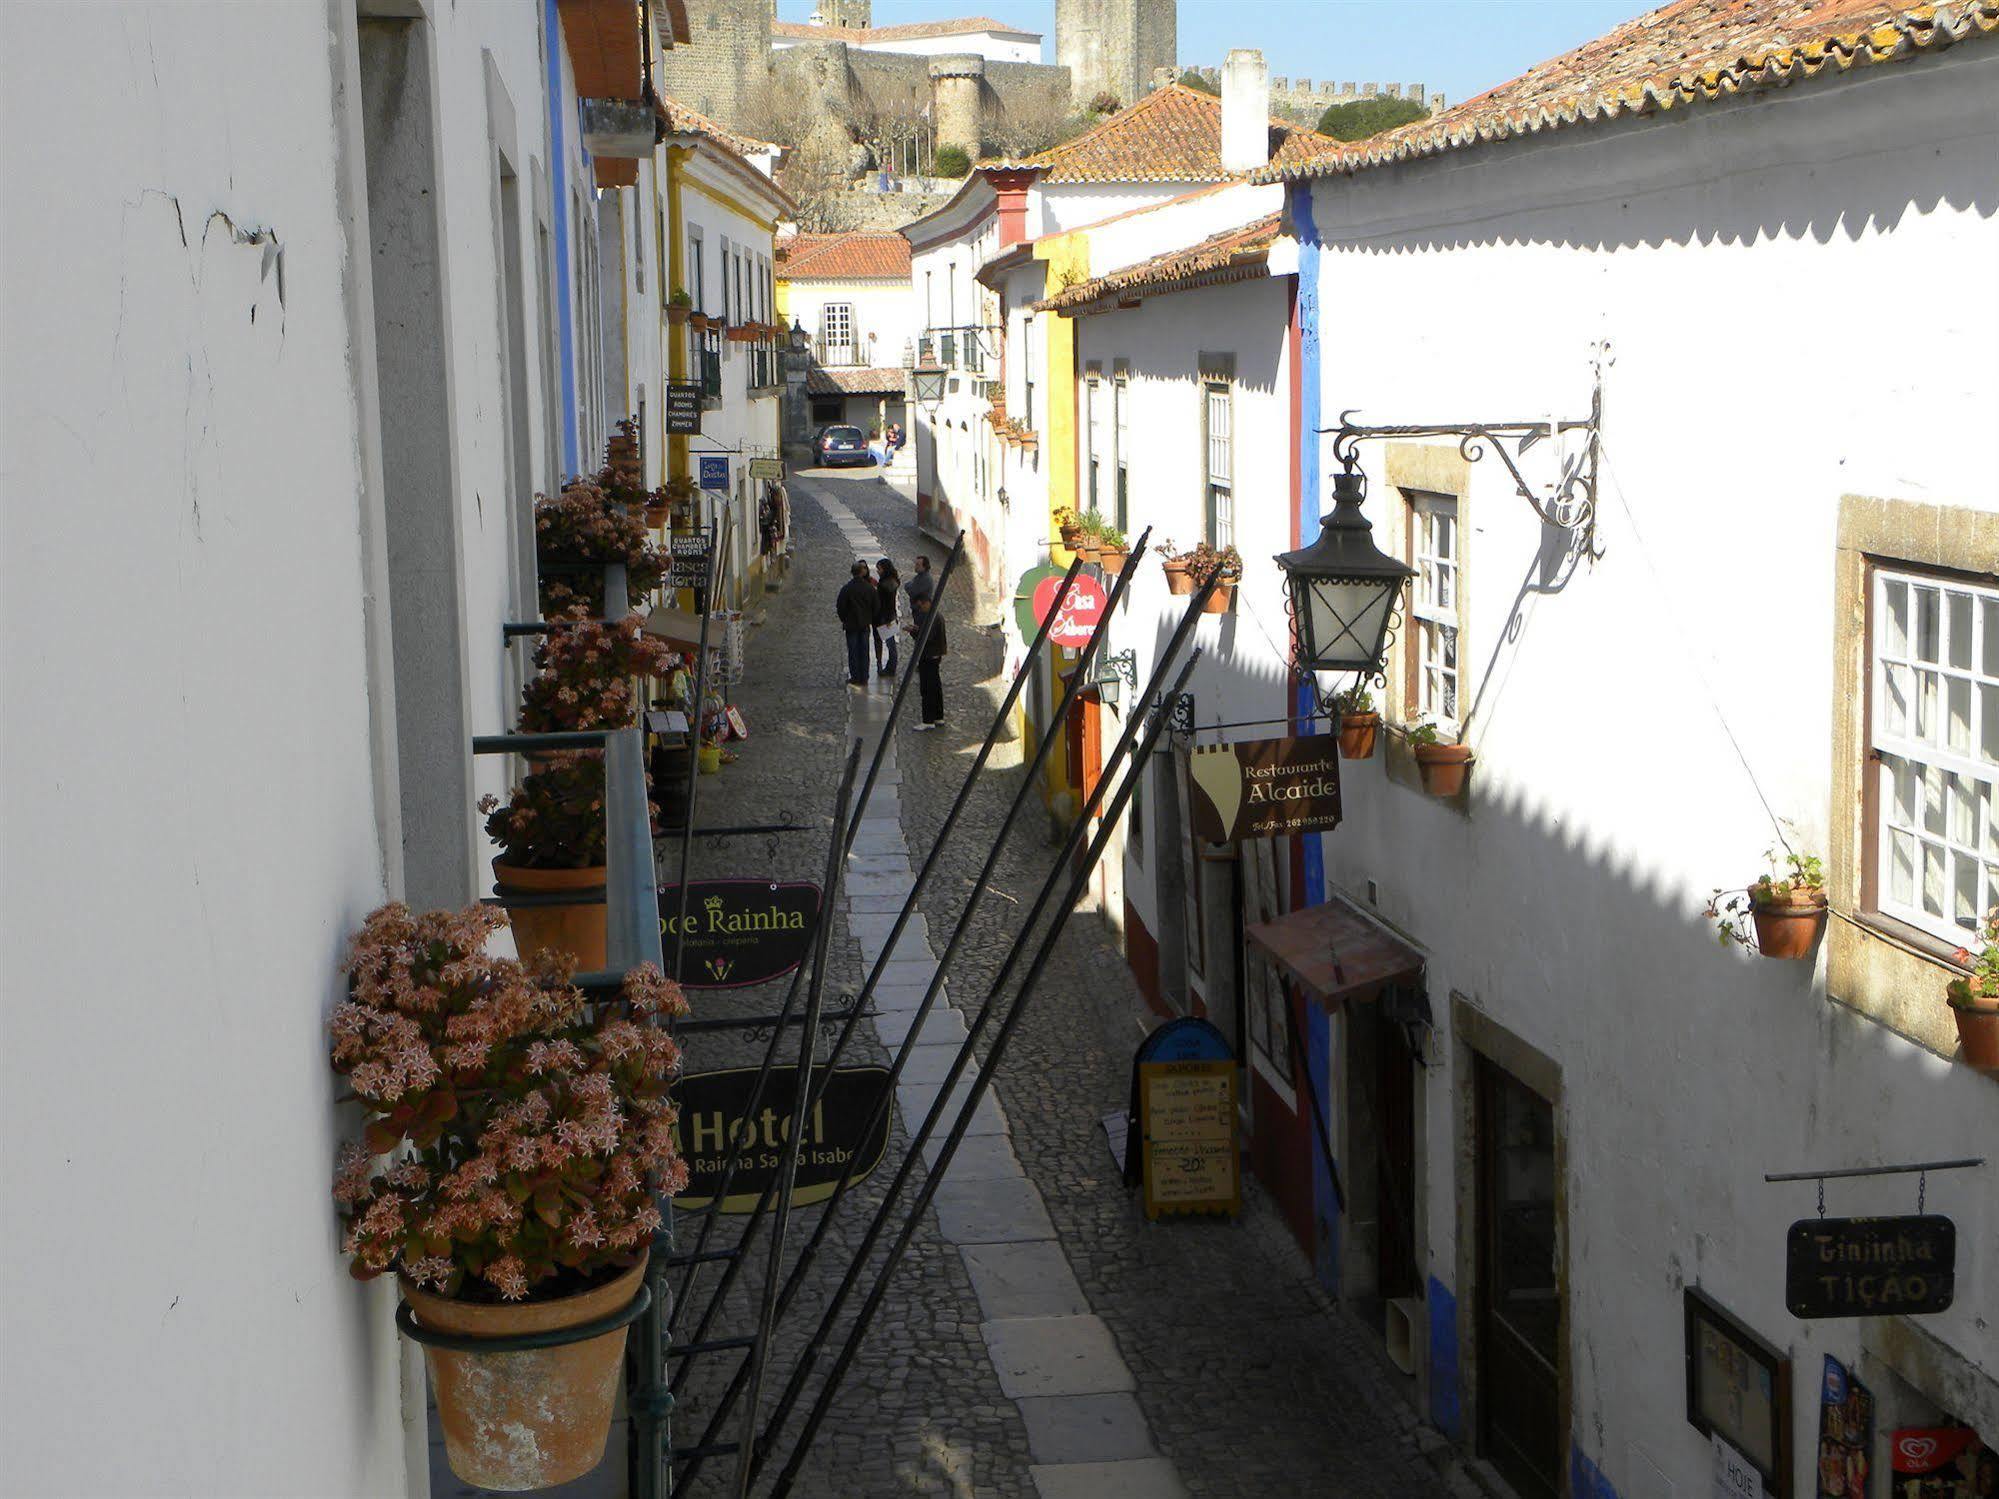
[[1160, 538, 1195, 596], [535, 482, 669, 616], [332, 902, 688, 1491], [1408, 718, 1473, 796], [1706, 848, 1827, 960], [1076, 509, 1106, 564], [1947, 907, 1999, 1072], [1183, 543, 1242, 613], [1097, 523, 1130, 575], [666, 287, 692, 324], [1331, 682, 1380, 759]]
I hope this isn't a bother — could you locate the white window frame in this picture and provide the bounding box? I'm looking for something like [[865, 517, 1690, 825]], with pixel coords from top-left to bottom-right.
[[1870, 566, 1999, 945], [1411, 492, 1462, 735], [1113, 367, 1130, 534], [1203, 381, 1232, 549], [1084, 368, 1103, 515], [688, 225, 705, 311], [822, 301, 854, 363]]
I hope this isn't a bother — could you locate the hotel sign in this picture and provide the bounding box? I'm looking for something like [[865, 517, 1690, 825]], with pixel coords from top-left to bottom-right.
[[1784, 1215, 1955, 1319], [1186, 735, 1343, 844], [658, 879, 820, 988], [671, 1065, 892, 1213]]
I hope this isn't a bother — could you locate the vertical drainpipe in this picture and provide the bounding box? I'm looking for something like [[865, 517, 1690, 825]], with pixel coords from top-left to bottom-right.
[[665, 146, 689, 482], [1291, 178, 1342, 1295], [547, 0, 579, 478]]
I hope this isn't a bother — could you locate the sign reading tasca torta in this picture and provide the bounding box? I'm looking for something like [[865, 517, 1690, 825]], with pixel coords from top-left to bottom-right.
[[658, 880, 819, 988], [672, 1064, 892, 1213], [1186, 735, 1343, 844]]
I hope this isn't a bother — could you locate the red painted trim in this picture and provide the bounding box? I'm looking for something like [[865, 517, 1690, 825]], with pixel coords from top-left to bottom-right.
[[987, 168, 1039, 248], [1124, 898, 1171, 1019]]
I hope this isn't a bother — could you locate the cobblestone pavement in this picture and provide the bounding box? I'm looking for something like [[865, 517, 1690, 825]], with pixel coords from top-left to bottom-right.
[[665, 471, 1457, 1499]]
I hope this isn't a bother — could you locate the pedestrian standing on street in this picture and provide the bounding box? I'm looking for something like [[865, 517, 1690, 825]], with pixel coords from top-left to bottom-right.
[[836, 559, 877, 689], [904, 552, 934, 610], [874, 557, 903, 679], [908, 593, 947, 729]]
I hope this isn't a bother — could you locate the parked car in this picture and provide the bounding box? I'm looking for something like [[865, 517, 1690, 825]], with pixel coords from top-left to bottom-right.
[[813, 424, 875, 469]]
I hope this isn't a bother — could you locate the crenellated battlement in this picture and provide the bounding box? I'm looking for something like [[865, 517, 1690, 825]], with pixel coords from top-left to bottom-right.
[[1156, 64, 1445, 118]]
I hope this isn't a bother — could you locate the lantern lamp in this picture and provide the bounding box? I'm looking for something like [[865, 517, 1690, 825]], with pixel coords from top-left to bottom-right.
[[1275, 463, 1413, 678], [910, 361, 947, 411]]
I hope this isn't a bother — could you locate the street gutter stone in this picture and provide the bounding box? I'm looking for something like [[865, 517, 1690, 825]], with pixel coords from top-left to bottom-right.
[[959, 1242, 1090, 1320], [982, 1316, 1135, 1399]]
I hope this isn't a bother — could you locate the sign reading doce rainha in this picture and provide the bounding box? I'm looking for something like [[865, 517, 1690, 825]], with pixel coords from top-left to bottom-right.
[[1138, 1059, 1239, 1221], [671, 1065, 891, 1213], [658, 880, 819, 988], [1784, 1214, 1955, 1319], [1186, 736, 1343, 844]]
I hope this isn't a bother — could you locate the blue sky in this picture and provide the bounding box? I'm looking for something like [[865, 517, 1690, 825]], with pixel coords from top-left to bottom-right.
[[773, 0, 1653, 109]]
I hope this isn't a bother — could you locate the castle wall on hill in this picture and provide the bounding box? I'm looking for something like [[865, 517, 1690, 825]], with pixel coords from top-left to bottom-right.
[[1059, 0, 1176, 111], [655, 0, 774, 129], [773, 43, 1072, 149], [1164, 64, 1446, 118]]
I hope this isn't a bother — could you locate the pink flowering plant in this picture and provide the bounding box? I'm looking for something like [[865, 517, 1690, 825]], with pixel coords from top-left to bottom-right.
[[536, 481, 668, 615], [518, 611, 679, 736], [481, 754, 621, 870], [331, 903, 691, 1301]]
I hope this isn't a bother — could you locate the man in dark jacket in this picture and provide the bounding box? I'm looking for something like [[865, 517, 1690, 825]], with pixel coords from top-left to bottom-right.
[[874, 558, 901, 679], [836, 560, 877, 688], [909, 593, 947, 729]]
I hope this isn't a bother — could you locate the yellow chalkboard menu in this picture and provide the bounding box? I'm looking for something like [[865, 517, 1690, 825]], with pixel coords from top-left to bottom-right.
[[1138, 1059, 1240, 1221]]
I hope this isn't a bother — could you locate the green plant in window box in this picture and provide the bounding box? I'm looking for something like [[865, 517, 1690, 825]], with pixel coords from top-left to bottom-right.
[[1947, 907, 1999, 1072], [1705, 847, 1826, 959], [1332, 681, 1379, 760], [1407, 717, 1472, 796]]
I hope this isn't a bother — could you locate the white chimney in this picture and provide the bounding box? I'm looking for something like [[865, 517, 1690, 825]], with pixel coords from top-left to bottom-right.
[[1220, 48, 1270, 174]]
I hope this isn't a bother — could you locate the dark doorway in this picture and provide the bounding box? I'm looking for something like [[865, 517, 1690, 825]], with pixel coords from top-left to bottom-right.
[[1374, 1008, 1419, 1302], [1475, 1055, 1560, 1499]]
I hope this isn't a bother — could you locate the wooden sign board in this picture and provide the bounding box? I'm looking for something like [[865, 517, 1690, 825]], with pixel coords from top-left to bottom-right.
[[748, 457, 784, 481], [1186, 735, 1343, 844], [658, 879, 820, 988], [1785, 1214, 1954, 1319], [664, 381, 702, 434], [1138, 1058, 1239, 1221]]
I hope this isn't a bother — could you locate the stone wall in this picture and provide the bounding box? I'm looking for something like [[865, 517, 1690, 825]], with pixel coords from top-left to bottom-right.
[[774, 43, 1073, 150], [655, 0, 774, 129], [1165, 63, 1446, 120], [1057, 0, 1175, 111]]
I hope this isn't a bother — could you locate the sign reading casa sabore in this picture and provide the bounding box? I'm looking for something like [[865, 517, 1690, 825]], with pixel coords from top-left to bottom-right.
[[1187, 736, 1343, 844]]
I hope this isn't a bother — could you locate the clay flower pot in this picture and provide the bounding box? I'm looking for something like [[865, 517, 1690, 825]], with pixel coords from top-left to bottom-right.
[[1200, 574, 1237, 614], [1338, 712, 1380, 759], [493, 858, 608, 970], [1163, 560, 1195, 596], [404, 1255, 648, 1491], [1748, 888, 1828, 960], [1058, 522, 1083, 549], [1413, 741, 1474, 797], [665, 304, 691, 326], [1077, 539, 1103, 564], [1945, 981, 1999, 1071], [1098, 547, 1129, 576]]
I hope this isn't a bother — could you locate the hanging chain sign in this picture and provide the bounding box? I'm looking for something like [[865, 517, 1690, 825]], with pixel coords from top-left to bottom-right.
[[665, 379, 703, 434], [1186, 736, 1344, 843], [1784, 1215, 1955, 1319], [657, 879, 820, 988]]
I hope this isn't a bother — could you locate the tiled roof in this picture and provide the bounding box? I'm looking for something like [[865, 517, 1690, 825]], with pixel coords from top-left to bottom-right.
[[773, 15, 1037, 43], [779, 231, 912, 281], [655, 95, 779, 158], [1034, 213, 1283, 313], [806, 366, 909, 396], [993, 84, 1344, 184], [1254, 0, 1999, 182]]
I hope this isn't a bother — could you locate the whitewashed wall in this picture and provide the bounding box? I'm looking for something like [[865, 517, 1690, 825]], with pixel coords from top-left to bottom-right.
[[1038, 180, 1211, 234], [785, 278, 918, 368], [1302, 48, 1999, 1487]]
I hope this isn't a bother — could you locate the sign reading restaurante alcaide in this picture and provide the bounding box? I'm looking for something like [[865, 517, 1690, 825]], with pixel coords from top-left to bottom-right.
[[1186, 735, 1343, 844], [657, 879, 819, 988]]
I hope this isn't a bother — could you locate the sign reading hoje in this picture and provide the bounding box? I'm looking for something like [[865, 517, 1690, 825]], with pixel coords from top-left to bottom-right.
[[1186, 736, 1343, 844]]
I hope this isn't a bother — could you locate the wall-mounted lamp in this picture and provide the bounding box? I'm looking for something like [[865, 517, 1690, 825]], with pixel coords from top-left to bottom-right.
[[1090, 648, 1137, 707], [910, 361, 947, 411], [1274, 461, 1413, 680]]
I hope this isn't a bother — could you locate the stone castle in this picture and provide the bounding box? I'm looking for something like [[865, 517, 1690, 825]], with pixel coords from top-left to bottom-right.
[[1164, 64, 1446, 123]]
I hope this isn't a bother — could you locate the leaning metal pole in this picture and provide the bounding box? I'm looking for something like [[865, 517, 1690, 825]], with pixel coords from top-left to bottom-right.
[[667, 535, 965, 1361], [754, 576, 1215, 1480], [671, 511, 733, 978], [731, 739, 860, 1497], [674, 540, 1150, 1485], [767, 642, 1208, 1495]]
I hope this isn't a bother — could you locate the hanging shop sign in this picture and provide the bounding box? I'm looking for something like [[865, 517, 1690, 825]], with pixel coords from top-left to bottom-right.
[[665, 380, 703, 434], [1137, 1057, 1239, 1222], [748, 457, 784, 481], [1890, 1427, 1994, 1496], [1784, 1214, 1955, 1319], [668, 532, 712, 589], [1012, 563, 1108, 651], [699, 455, 731, 491], [1185, 735, 1343, 844], [1813, 1356, 1873, 1499], [671, 1064, 892, 1213], [657, 879, 820, 988], [1684, 1286, 1792, 1495]]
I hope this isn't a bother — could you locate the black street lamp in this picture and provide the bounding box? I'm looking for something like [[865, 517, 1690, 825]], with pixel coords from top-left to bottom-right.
[[910, 361, 947, 412], [1275, 462, 1413, 679]]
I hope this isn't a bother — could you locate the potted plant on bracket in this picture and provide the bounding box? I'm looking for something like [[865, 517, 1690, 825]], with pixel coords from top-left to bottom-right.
[[535, 483, 669, 617], [332, 902, 688, 1491], [1408, 718, 1474, 797], [1097, 523, 1130, 575], [1947, 908, 1999, 1072], [1075, 509, 1106, 565], [1054, 505, 1083, 551], [1332, 682, 1380, 759], [666, 288, 692, 325], [1160, 539, 1194, 596], [1185, 542, 1242, 614], [1705, 848, 1827, 960]]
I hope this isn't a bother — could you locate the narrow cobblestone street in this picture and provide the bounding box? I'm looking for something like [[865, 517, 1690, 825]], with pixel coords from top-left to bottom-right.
[[665, 469, 1454, 1499]]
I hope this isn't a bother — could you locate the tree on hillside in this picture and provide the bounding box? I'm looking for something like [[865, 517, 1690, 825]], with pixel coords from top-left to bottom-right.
[[1178, 70, 1218, 95], [1316, 95, 1428, 141], [933, 144, 972, 178]]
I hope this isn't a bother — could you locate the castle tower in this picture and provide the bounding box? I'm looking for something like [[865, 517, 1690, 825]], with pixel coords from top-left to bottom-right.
[[653, 0, 773, 133], [929, 54, 987, 155], [1055, 0, 1176, 113], [816, 0, 872, 27]]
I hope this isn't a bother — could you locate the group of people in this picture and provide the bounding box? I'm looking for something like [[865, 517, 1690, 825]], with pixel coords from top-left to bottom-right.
[[836, 554, 946, 729]]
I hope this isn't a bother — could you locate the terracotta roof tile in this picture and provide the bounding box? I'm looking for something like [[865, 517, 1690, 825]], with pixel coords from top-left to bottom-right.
[[806, 366, 909, 396], [772, 15, 1036, 43], [1255, 0, 1998, 182], [1034, 213, 1283, 313], [779, 231, 912, 280], [655, 95, 779, 158], [993, 84, 1344, 185]]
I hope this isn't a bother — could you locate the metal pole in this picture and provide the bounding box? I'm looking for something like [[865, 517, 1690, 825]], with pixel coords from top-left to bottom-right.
[[732, 742, 860, 1498], [767, 642, 1207, 1496], [675, 540, 1150, 1483], [671, 514, 731, 979], [753, 579, 1216, 1479], [1764, 1158, 1984, 1183]]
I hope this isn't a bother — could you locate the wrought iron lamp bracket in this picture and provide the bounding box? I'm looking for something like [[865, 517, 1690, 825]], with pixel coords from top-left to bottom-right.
[[1322, 377, 1604, 561], [1099, 649, 1138, 689], [1150, 690, 1197, 736]]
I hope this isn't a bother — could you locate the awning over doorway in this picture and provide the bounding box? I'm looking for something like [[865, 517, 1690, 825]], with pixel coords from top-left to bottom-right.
[[1246, 893, 1424, 1008]]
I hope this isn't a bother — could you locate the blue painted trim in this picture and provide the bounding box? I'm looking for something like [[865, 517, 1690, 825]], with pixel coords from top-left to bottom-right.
[[1571, 1445, 1622, 1499], [547, 0, 579, 478], [1427, 1275, 1463, 1439]]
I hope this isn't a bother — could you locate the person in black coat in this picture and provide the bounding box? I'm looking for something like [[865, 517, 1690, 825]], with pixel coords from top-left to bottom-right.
[[835, 560, 877, 688], [908, 593, 947, 728], [874, 558, 901, 679]]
